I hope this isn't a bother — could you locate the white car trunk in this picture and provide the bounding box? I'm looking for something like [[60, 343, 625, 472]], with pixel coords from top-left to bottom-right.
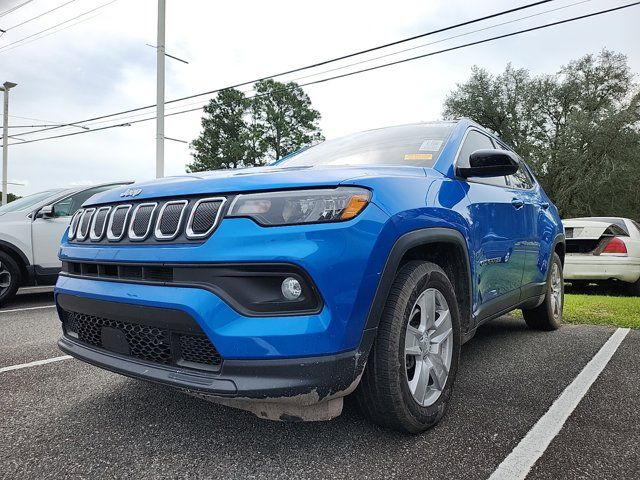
[[564, 220, 628, 255]]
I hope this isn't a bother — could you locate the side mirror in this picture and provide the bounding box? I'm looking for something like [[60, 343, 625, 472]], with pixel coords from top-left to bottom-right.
[[456, 149, 519, 178], [39, 205, 55, 218]]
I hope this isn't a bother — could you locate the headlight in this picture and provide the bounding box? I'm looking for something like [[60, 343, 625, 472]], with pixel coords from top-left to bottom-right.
[[226, 187, 371, 226]]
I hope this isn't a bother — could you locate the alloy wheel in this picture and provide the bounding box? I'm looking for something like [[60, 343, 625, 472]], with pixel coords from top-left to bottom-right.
[[550, 262, 562, 319], [404, 288, 454, 407], [0, 261, 12, 297]]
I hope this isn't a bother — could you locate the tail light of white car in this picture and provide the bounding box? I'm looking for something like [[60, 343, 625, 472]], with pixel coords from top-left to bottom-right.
[[601, 237, 628, 256]]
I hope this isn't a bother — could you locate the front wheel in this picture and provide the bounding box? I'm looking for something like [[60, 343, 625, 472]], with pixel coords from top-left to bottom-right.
[[355, 261, 461, 434], [522, 253, 563, 330]]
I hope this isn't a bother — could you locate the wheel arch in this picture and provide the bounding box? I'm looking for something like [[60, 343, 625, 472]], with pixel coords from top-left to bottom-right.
[[363, 227, 473, 335], [553, 234, 566, 266], [0, 239, 30, 285]]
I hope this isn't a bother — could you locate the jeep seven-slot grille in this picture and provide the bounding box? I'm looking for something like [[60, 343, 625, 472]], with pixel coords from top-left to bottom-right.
[[70, 196, 226, 244], [62, 309, 222, 369]]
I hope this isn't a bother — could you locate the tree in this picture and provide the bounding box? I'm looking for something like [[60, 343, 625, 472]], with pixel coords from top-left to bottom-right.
[[187, 89, 258, 172], [188, 80, 323, 172], [252, 79, 324, 162], [443, 50, 640, 220], [7, 193, 20, 203]]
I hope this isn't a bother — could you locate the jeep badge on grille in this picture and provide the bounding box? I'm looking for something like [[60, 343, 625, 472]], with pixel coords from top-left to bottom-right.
[[120, 188, 142, 198]]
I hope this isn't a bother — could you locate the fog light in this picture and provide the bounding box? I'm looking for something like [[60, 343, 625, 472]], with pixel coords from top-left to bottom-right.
[[281, 277, 302, 301]]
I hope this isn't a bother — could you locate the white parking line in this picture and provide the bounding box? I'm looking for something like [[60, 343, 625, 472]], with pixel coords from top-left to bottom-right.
[[0, 305, 56, 314], [0, 355, 72, 374], [488, 327, 630, 480]]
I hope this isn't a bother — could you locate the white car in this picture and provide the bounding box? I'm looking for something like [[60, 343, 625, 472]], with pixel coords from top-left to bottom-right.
[[0, 183, 130, 306], [563, 217, 640, 295]]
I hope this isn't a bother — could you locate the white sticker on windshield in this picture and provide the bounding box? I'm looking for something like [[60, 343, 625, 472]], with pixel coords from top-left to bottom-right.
[[419, 139, 443, 152]]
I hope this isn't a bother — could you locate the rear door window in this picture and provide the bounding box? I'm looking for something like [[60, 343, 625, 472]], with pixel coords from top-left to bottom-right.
[[507, 159, 534, 189]]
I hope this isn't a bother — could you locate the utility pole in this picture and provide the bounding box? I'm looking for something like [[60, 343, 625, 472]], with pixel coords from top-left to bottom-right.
[[1, 81, 17, 206], [156, 0, 165, 179]]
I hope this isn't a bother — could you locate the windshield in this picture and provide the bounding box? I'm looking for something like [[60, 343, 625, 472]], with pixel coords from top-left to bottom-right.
[[278, 122, 455, 168], [0, 189, 65, 213]]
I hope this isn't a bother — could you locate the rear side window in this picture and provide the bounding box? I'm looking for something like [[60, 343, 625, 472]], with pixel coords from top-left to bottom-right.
[[457, 130, 508, 187], [495, 141, 535, 189], [507, 159, 535, 189]]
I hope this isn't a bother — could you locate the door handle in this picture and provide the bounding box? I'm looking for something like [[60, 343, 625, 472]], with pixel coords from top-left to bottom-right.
[[511, 198, 525, 209], [540, 202, 550, 210]]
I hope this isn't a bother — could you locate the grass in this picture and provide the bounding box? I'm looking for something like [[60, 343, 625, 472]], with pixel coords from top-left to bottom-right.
[[562, 292, 640, 329]]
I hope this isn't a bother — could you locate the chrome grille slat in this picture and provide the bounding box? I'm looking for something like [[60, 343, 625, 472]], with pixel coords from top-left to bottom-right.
[[154, 200, 188, 240], [186, 197, 226, 239], [107, 204, 132, 241], [76, 208, 95, 241], [68, 209, 84, 240], [128, 202, 158, 241], [90, 206, 111, 241]]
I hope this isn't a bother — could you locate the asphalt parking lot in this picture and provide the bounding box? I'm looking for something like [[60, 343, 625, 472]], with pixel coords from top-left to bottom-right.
[[1, 290, 638, 480]]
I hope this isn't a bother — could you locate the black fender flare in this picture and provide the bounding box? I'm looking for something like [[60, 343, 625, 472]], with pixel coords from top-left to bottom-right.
[[356, 227, 473, 369], [551, 233, 566, 266], [363, 227, 472, 331]]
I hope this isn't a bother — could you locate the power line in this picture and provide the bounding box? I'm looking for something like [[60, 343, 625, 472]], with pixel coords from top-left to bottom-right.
[[14, 0, 555, 137], [2, 122, 89, 129], [0, 0, 117, 51], [1, 0, 77, 32], [67, 0, 593, 131], [10, 113, 79, 123], [0, 0, 34, 18], [289, 0, 593, 84], [7, 1, 639, 148], [0, 11, 101, 54]]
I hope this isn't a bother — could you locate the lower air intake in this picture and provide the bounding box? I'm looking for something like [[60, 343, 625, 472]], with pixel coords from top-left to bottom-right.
[[62, 310, 222, 369]]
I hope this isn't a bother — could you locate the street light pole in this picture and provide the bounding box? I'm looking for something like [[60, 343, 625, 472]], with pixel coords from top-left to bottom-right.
[[156, 0, 165, 179], [1, 81, 17, 206]]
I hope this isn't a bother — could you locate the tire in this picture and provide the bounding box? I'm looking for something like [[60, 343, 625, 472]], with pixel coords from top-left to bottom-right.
[[522, 253, 563, 331], [355, 261, 461, 434], [0, 251, 21, 307]]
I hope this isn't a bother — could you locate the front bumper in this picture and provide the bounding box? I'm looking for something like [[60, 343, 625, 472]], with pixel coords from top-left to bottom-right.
[[58, 334, 363, 403], [57, 293, 374, 402], [564, 255, 640, 283]]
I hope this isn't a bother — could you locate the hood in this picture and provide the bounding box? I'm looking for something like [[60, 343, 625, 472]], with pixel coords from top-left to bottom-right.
[[0, 210, 31, 221], [85, 165, 428, 206], [563, 220, 627, 239]]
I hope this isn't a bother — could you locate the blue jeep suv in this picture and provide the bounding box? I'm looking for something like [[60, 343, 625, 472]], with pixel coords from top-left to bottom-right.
[[56, 118, 565, 433]]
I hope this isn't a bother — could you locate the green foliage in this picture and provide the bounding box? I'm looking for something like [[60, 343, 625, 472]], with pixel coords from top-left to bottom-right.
[[188, 80, 323, 172], [187, 89, 258, 172], [7, 193, 20, 203], [513, 293, 640, 329], [443, 50, 640, 220]]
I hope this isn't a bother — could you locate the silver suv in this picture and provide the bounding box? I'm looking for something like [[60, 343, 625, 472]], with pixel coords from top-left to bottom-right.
[[0, 182, 130, 306]]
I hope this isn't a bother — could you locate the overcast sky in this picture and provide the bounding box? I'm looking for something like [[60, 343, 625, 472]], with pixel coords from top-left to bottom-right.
[[1, 0, 638, 195]]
